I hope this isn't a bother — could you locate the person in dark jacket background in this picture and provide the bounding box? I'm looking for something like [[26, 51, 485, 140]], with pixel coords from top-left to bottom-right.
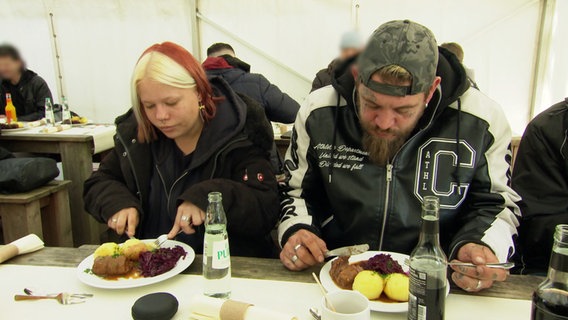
[[0, 44, 53, 121], [84, 42, 280, 258], [279, 21, 520, 292], [202, 43, 299, 124], [310, 31, 363, 92], [512, 98, 568, 274]]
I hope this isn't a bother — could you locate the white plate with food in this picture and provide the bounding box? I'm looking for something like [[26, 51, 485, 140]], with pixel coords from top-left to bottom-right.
[[0, 124, 29, 131], [320, 251, 448, 313], [77, 239, 195, 289]]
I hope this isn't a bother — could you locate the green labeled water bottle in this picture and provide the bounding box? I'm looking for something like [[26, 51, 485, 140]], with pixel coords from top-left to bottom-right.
[[203, 192, 231, 298]]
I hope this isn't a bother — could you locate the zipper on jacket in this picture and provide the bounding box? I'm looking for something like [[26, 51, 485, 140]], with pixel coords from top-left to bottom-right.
[[375, 91, 443, 250], [116, 132, 144, 202], [208, 136, 248, 178], [378, 163, 393, 250], [155, 165, 189, 214]]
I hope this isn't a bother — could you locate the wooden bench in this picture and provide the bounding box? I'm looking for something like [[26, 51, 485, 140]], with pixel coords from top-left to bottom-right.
[[0, 180, 73, 247]]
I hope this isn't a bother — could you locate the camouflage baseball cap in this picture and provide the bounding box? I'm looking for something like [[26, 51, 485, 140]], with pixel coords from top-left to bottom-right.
[[358, 20, 438, 96]]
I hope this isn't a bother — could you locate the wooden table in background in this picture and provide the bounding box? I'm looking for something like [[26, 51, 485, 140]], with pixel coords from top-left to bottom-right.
[[275, 137, 290, 157], [6, 245, 543, 301], [0, 128, 114, 246]]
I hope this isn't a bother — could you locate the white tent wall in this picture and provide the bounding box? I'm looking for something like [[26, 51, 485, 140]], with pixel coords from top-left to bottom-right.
[[0, 0, 195, 123], [0, 0, 59, 108], [198, 0, 542, 135], [535, 0, 568, 115], [198, 0, 351, 108], [0, 0, 565, 132]]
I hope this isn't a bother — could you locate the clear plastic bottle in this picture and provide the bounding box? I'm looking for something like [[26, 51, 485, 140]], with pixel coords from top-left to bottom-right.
[[44, 98, 55, 127], [203, 192, 231, 298], [408, 196, 447, 320], [531, 224, 568, 319]]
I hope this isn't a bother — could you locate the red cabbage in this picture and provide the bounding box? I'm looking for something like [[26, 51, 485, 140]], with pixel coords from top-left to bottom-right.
[[138, 245, 187, 277], [363, 254, 406, 275]]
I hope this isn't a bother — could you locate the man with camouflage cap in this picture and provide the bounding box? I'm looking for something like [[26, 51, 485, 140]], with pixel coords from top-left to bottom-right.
[[278, 20, 520, 292]]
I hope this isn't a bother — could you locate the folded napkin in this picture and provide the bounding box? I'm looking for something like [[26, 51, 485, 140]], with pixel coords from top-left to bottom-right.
[[189, 295, 298, 320], [0, 234, 44, 264], [40, 124, 72, 133], [27, 119, 47, 127]]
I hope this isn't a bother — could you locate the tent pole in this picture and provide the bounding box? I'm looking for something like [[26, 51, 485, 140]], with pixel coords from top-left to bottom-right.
[[189, 0, 202, 61], [528, 0, 556, 120]]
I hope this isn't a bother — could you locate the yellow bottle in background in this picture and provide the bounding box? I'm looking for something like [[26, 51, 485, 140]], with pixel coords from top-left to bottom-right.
[[5, 93, 17, 124]]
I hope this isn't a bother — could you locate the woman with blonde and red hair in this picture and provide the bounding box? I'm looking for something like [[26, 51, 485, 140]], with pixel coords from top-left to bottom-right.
[[84, 42, 279, 257]]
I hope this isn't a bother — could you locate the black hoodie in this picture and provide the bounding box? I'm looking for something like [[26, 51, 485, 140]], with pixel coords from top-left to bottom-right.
[[1, 69, 53, 121], [204, 56, 300, 124], [512, 98, 568, 273], [279, 48, 521, 262], [84, 77, 280, 257]]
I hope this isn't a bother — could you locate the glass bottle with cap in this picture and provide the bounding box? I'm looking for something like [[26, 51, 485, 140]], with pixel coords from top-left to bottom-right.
[[61, 96, 72, 124], [203, 191, 231, 298], [408, 196, 447, 320], [44, 97, 55, 127], [5, 93, 17, 123], [531, 224, 568, 319]]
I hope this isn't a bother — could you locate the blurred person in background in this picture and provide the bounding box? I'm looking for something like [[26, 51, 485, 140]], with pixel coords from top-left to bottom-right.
[[441, 42, 479, 90], [202, 43, 299, 124], [311, 31, 364, 92], [0, 44, 53, 121], [84, 42, 279, 257], [512, 98, 568, 274]]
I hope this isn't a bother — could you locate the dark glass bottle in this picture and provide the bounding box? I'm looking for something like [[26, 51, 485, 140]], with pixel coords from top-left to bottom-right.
[[408, 196, 447, 320], [531, 224, 568, 320]]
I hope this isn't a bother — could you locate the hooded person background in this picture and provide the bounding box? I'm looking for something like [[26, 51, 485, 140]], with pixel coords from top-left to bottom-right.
[[278, 20, 521, 292]]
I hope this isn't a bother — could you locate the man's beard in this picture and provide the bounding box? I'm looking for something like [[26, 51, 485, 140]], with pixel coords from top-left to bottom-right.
[[361, 125, 412, 166]]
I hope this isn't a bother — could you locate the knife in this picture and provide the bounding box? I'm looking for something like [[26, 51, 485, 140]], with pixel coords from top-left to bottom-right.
[[324, 244, 369, 258]]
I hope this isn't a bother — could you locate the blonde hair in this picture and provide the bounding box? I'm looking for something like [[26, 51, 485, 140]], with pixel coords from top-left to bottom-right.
[[131, 51, 196, 142], [130, 42, 218, 143], [374, 65, 413, 86]]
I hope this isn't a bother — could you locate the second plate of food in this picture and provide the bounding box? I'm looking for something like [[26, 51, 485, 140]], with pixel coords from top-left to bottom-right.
[[320, 250, 448, 313], [77, 239, 195, 289]]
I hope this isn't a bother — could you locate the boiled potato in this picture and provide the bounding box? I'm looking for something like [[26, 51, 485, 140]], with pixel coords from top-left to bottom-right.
[[145, 242, 157, 251], [384, 273, 410, 302], [94, 242, 119, 258], [352, 270, 384, 300], [120, 238, 148, 260]]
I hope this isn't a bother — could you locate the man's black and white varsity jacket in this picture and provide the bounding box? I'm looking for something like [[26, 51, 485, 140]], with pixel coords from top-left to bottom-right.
[[278, 48, 521, 261]]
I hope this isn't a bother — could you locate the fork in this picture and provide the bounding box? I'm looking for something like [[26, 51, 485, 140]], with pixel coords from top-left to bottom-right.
[[154, 231, 183, 248], [404, 258, 514, 270], [14, 293, 86, 305], [23, 288, 93, 299], [154, 234, 170, 248]]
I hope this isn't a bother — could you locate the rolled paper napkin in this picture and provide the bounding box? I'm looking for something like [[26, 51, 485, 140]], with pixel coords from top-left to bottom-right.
[[189, 295, 298, 320], [40, 124, 72, 133], [0, 234, 44, 264], [27, 119, 47, 127]]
